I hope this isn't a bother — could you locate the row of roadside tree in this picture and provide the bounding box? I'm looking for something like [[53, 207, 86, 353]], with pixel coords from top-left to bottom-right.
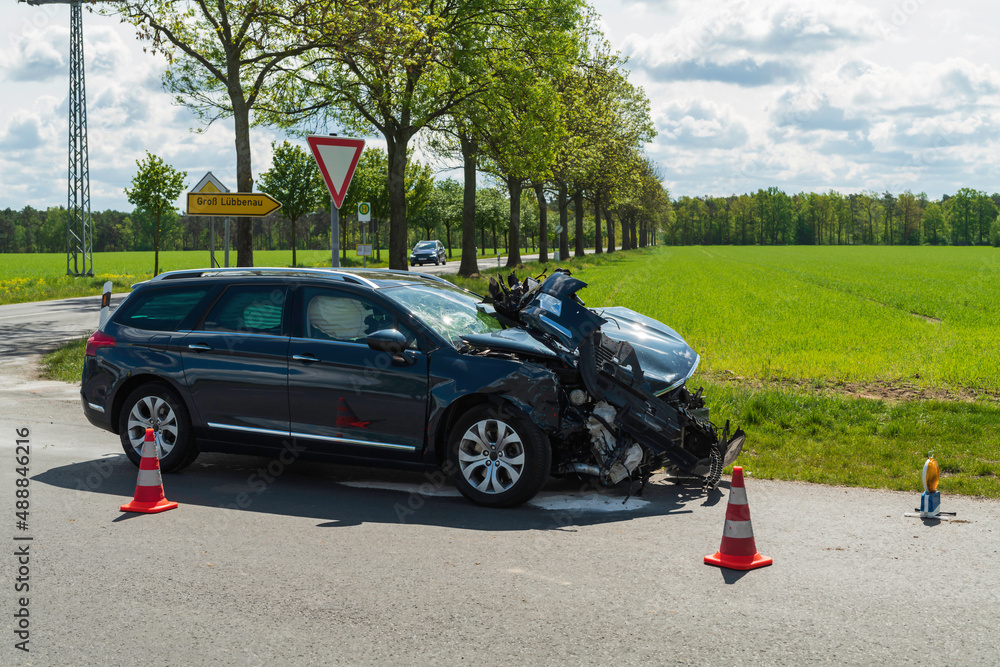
[[96, 0, 658, 275]]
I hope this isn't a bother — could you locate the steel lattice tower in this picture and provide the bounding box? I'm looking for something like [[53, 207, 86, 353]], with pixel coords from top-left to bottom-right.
[[21, 0, 93, 275], [67, 0, 92, 276]]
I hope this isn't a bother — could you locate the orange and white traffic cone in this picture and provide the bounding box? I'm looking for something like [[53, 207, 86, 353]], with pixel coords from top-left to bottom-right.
[[704, 466, 771, 570], [120, 427, 179, 514]]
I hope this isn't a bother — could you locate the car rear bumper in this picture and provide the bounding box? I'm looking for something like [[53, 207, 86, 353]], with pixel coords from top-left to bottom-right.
[[81, 392, 114, 433]]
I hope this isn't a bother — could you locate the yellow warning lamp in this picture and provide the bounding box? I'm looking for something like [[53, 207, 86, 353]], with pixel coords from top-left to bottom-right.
[[922, 457, 940, 493]]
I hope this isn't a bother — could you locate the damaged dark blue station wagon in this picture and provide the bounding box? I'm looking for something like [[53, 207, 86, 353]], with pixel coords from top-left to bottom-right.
[[82, 267, 744, 507]]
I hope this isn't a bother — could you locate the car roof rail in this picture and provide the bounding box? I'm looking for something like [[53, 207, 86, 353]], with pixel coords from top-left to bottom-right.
[[149, 267, 378, 287]]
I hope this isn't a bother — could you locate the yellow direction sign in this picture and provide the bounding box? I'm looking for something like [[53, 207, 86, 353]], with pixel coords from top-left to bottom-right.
[[187, 192, 281, 217]]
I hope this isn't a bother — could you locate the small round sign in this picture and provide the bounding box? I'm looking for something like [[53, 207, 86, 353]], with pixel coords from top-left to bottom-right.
[[358, 202, 371, 222]]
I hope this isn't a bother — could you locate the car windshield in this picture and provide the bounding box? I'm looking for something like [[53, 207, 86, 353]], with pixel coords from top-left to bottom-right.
[[381, 283, 501, 347], [415, 242, 436, 250]]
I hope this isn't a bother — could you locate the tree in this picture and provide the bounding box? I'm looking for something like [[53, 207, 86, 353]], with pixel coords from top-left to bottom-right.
[[922, 202, 947, 245], [948, 188, 976, 245], [109, 0, 339, 268], [258, 141, 324, 267], [278, 2, 570, 271], [125, 151, 187, 276]]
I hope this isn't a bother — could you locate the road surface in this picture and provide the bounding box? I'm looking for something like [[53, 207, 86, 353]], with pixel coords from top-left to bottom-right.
[[0, 294, 997, 665]]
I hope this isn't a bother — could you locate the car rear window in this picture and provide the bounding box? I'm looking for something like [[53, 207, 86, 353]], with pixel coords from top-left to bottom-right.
[[115, 288, 210, 331]]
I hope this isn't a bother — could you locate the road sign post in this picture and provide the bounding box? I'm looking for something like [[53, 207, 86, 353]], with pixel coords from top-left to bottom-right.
[[331, 200, 339, 268], [190, 172, 230, 268], [306, 136, 365, 270]]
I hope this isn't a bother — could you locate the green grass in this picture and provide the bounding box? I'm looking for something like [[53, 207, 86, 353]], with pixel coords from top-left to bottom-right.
[[569, 246, 1000, 393], [701, 380, 1000, 497], [40, 337, 88, 384]]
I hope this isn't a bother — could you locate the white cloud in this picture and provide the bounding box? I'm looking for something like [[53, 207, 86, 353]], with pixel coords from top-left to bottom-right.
[[2, 27, 67, 82], [654, 99, 749, 148]]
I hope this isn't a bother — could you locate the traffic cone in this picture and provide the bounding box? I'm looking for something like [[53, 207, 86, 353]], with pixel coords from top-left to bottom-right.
[[705, 466, 772, 570], [120, 428, 179, 514]]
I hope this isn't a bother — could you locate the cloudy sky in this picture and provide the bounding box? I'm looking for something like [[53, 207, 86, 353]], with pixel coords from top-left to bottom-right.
[[1, 0, 998, 211]]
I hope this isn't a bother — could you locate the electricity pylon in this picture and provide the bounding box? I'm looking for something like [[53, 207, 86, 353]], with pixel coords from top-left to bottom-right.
[[21, 0, 94, 276]]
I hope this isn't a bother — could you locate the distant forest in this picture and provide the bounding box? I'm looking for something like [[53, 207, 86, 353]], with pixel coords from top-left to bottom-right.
[[3, 187, 1000, 254], [668, 188, 1000, 247]]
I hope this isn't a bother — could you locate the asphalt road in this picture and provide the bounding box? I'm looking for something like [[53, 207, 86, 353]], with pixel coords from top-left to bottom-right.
[[1, 296, 999, 665]]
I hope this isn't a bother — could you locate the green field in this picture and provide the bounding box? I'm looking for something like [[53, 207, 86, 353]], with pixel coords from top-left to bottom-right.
[[24, 245, 1000, 497], [577, 246, 1000, 393]]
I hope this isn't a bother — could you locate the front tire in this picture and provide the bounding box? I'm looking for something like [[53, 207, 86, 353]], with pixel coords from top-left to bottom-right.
[[446, 404, 551, 507], [118, 383, 198, 472]]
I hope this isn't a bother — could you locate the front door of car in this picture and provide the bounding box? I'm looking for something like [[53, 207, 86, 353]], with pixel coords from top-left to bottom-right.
[[179, 283, 290, 451], [287, 286, 428, 460]]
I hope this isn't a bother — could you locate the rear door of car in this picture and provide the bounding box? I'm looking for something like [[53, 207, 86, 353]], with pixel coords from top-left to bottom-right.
[[179, 282, 291, 452], [287, 284, 429, 460]]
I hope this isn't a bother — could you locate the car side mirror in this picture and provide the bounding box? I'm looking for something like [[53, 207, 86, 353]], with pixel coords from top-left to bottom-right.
[[366, 329, 415, 365]]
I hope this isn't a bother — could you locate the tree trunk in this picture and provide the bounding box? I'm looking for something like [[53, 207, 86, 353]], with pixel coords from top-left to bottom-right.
[[558, 182, 569, 259], [341, 218, 347, 261], [458, 133, 479, 277], [233, 101, 254, 267], [574, 188, 585, 257], [534, 183, 548, 263], [506, 176, 522, 267], [605, 205, 615, 253], [593, 195, 603, 254], [386, 134, 410, 269], [154, 210, 160, 277], [291, 216, 297, 267], [445, 222, 453, 258]]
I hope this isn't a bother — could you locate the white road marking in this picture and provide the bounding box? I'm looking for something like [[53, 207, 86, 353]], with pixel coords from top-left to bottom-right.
[[527, 493, 650, 512]]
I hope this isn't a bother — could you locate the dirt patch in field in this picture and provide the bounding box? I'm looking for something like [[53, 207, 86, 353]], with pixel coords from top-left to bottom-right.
[[706, 370, 1000, 403]]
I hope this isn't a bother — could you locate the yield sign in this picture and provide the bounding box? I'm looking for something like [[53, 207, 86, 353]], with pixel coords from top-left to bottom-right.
[[306, 135, 365, 209]]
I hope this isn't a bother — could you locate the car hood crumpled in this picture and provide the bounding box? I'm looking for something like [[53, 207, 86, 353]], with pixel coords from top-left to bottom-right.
[[594, 307, 700, 394]]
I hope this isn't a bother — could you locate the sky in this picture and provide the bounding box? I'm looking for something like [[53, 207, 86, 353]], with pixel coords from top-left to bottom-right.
[[0, 0, 997, 211]]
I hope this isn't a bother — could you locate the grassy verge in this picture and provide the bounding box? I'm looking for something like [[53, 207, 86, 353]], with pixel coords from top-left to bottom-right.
[[701, 380, 1000, 497], [39, 337, 87, 385]]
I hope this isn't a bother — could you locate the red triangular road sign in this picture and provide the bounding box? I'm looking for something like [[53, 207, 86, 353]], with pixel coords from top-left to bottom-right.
[[306, 135, 366, 209]]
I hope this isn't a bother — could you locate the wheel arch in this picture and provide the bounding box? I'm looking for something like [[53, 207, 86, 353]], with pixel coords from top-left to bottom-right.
[[432, 393, 551, 466], [109, 374, 190, 435]]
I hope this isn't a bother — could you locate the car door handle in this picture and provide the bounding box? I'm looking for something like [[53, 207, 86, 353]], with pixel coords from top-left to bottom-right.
[[292, 353, 319, 363], [188, 343, 213, 352]]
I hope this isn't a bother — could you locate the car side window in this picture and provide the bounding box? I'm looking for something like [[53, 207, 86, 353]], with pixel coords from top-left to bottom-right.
[[302, 288, 418, 349], [115, 287, 209, 331], [203, 285, 287, 335]]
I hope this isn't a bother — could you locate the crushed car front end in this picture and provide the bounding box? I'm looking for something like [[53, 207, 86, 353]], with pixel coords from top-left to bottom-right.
[[460, 270, 745, 494]]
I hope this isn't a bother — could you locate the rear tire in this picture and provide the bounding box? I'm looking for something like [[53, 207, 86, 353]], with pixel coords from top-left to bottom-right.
[[118, 383, 198, 472], [446, 403, 550, 507]]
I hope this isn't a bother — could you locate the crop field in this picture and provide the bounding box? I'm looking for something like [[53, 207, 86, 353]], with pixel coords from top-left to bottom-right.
[[576, 245, 1000, 394]]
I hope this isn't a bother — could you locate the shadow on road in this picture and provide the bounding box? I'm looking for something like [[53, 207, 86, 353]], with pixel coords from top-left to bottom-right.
[[34, 451, 727, 532], [0, 294, 126, 357]]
